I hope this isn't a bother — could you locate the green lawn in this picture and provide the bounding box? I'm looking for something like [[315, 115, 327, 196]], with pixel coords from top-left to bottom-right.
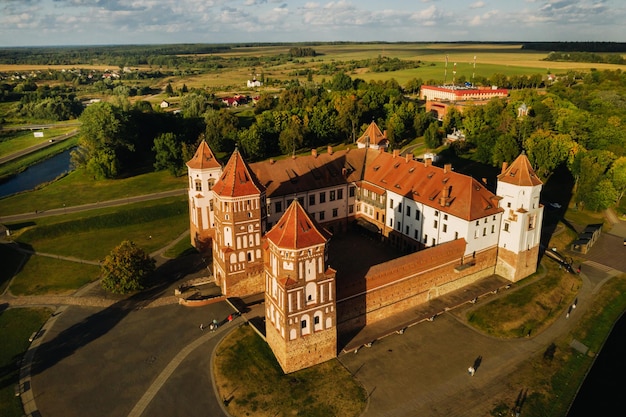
[[8, 196, 189, 262], [0, 127, 78, 158], [214, 325, 367, 417], [0, 168, 187, 216], [0, 308, 52, 417]]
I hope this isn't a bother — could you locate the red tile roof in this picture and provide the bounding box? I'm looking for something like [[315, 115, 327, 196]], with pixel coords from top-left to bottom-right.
[[186, 140, 221, 170], [212, 148, 265, 197], [497, 153, 543, 187], [265, 200, 330, 249], [250, 148, 379, 197], [364, 152, 502, 221]]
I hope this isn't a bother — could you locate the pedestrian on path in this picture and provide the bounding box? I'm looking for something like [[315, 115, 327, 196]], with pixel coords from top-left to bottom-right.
[[468, 366, 475, 376], [200, 323, 204, 330]]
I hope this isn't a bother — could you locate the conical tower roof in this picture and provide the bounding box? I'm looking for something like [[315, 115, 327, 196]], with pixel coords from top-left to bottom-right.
[[265, 200, 330, 249], [357, 121, 387, 147], [497, 152, 543, 187], [186, 140, 221, 170], [212, 148, 265, 197]]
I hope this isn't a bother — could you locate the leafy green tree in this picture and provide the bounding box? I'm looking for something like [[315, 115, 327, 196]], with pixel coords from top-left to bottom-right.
[[204, 108, 239, 152], [279, 115, 305, 155], [573, 149, 617, 210], [492, 134, 520, 168], [442, 106, 462, 134], [587, 179, 618, 211], [101, 240, 156, 294], [524, 130, 574, 178], [330, 72, 353, 91], [164, 82, 174, 96], [413, 110, 432, 137], [424, 121, 442, 149], [180, 92, 209, 118], [609, 156, 626, 204], [72, 102, 134, 179], [153, 132, 184, 176]]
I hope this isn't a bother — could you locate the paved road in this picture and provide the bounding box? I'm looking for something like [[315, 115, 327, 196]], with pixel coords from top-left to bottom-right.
[[0, 129, 79, 165]]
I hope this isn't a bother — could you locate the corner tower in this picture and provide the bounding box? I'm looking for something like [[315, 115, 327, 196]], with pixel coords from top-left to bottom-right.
[[211, 148, 267, 296], [186, 140, 222, 252], [264, 200, 337, 374], [495, 152, 544, 281]]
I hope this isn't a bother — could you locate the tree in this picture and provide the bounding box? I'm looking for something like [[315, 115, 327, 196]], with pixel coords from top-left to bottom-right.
[[492, 134, 520, 168], [424, 122, 442, 149], [330, 72, 353, 91], [524, 130, 574, 178], [101, 240, 156, 294], [204, 108, 238, 152], [164, 83, 174, 96], [72, 102, 134, 179], [153, 132, 184, 176], [610, 157, 626, 204]]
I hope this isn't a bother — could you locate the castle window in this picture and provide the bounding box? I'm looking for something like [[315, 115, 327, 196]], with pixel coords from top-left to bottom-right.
[[434, 220, 438, 228], [405, 225, 409, 235], [475, 220, 479, 226], [483, 228, 487, 236], [424, 234, 428, 244], [529, 215, 536, 230], [444, 214, 448, 220], [309, 194, 315, 206], [275, 201, 282, 213], [319, 192, 326, 203], [414, 230, 418, 239], [397, 221, 401, 231], [390, 218, 393, 227], [208, 179, 215, 190], [507, 202, 511, 208], [415, 211, 420, 221], [338, 189, 343, 199], [435, 210, 439, 216], [349, 186, 356, 197], [443, 224, 447, 233], [195, 180, 202, 192], [330, 190, 336, 201], [504, 222, 510, 232], [389, 199, 394, 209], [455, 231, 458, 239], [332, 208, 338, 217], [406, 206, 411, 216], [319, 211, 325, 221], [491, 225, 495, 233], [349, 204, 354, 214], [398, 203, 402, 212]]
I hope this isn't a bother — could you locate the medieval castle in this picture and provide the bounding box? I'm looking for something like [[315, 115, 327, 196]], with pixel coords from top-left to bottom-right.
[[186, 121, 544, 373]]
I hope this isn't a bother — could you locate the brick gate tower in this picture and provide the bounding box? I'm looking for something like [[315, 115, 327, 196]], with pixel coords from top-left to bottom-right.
[[264, 200, 337, 373], [495, 152, 544, 281], [211, 148, 267, 296]]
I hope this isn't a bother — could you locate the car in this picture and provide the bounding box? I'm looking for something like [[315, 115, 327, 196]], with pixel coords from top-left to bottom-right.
[[548, 202, 562, 209]]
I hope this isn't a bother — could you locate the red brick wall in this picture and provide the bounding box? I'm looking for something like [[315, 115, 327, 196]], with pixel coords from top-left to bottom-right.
[[496, 246, 539, 282], [266, 323, 337, 374], [337, 245, 498, 334]]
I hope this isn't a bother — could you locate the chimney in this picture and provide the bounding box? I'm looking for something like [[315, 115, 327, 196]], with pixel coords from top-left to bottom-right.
[[482, 177, 488, 184], [312, 149, 318, 158], [439, 186, 451, 206], [393, 149, 399, 158], [443, 163, 452, 173], [501, 161, 508, 174], [425, 158, 432, 167], [405, 153, 413, 163], [270, 158, 275, 165], [327, 145, 333, 155]]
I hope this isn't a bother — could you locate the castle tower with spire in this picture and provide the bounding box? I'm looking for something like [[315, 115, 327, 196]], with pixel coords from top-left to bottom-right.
[[186, 140, 222, 252], [495, 153, 544, 281], [211, 148, 267, 296], [264, 200, 337, 373]]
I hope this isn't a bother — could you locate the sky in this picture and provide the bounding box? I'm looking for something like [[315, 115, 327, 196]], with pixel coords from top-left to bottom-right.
[[0, 0, 624, 47]]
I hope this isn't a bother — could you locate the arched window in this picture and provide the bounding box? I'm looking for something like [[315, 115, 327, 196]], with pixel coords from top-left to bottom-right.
[[314, 311, 323, 331], [301, 314, 311, 336], [305, 282, 317, 304]]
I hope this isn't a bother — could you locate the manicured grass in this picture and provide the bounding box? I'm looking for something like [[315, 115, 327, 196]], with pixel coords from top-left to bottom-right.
[[0, 127, 78, 158], [8, 196, 189, 262], [214, 324, 367, 417], [0, 168, 186, 216], [0, 308, 52, 417], [163, 235, 196, 259], [9, 255, 100, 296]]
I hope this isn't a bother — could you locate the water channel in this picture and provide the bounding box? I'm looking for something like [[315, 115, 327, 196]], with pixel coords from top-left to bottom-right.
[[0, 148, 74, 199]]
